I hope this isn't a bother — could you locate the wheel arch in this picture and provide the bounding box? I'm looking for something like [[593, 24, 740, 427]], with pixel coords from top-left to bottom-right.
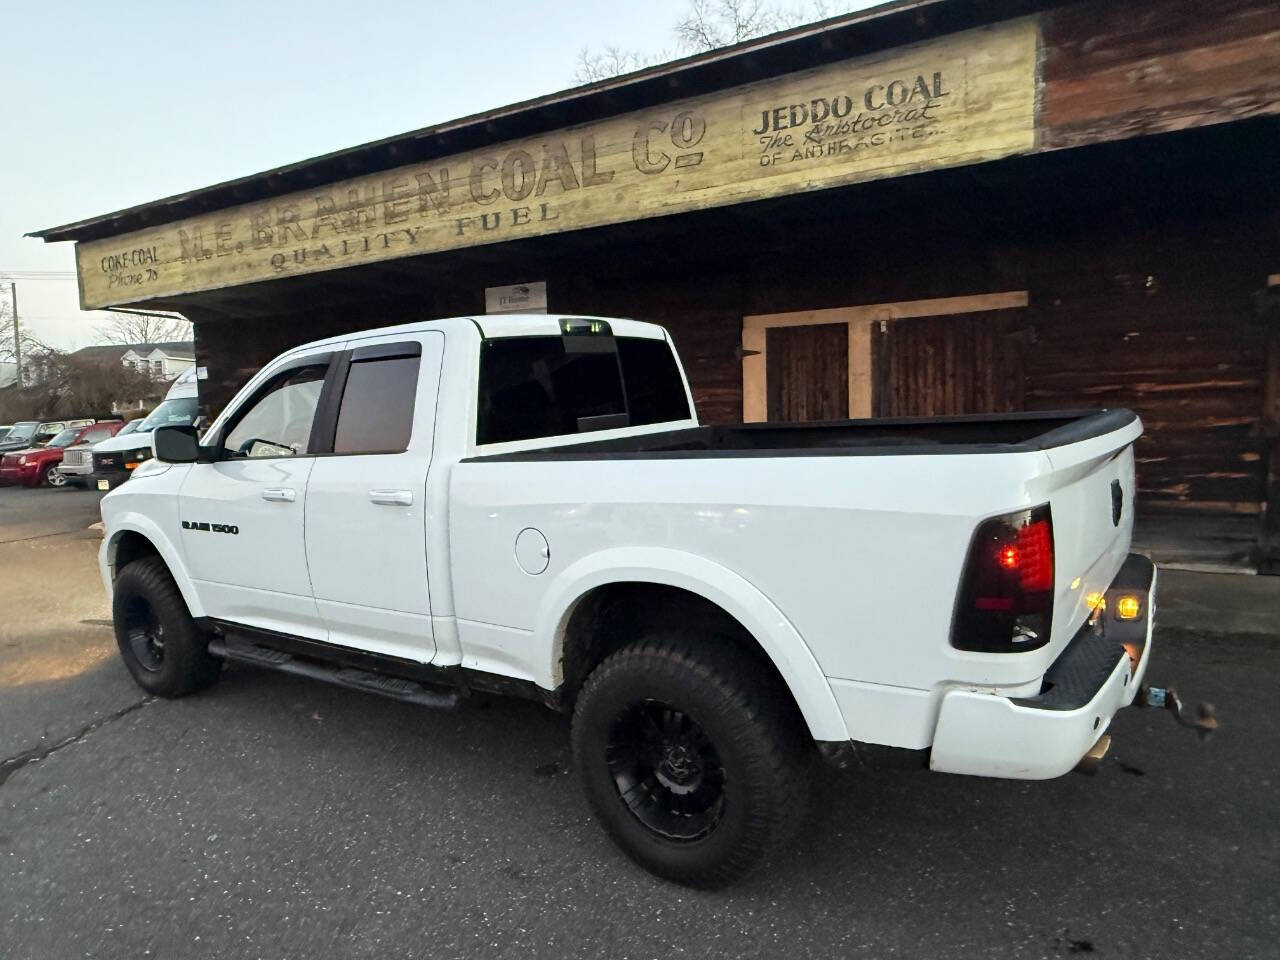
[[539, 548, 848, 743], [101, 517, 205, 618]]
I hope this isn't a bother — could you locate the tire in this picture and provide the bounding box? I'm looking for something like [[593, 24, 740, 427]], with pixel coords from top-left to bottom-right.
[[112, 556, 221, 697], [571, 632, 812, 887], [42, 464, 67, 488]]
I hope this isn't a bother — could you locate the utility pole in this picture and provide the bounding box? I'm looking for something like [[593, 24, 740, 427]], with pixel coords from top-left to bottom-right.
[[10, 280, 20, 387]]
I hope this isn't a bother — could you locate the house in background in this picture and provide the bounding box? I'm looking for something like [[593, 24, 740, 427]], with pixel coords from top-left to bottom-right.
[[117, 343, 195, 381], [0, 361, 16, 390], [68, 341, 196, 413], [70, 341, 195, 381]]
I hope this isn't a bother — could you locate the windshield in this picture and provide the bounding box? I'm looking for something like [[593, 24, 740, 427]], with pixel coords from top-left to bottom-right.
[[48, 429, 81, 447], [0, 428, 9, 441], [139, 398, 199, 431], [117, 420, 142, 436], [6, 422, 37, 443]]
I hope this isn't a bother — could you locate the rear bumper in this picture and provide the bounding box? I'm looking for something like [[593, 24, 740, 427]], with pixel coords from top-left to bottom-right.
[[928, 554, 1155, 779]]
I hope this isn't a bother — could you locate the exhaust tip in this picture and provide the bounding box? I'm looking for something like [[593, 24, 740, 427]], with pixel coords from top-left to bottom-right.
[[1075, 734, 1112, 775]]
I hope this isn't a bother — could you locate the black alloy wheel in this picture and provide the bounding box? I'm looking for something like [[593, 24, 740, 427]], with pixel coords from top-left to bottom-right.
[[606, 699, 727, 842], [121, 594, 166, 672], [572, 632, 812, 887], [112, 556, 221, 697]]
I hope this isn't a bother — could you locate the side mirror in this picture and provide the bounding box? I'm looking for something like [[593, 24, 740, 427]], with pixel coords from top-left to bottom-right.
[[153, 425, 201, 464]]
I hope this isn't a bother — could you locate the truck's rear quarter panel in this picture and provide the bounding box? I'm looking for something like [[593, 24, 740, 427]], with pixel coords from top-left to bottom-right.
[[448, 414, 1141, 750]]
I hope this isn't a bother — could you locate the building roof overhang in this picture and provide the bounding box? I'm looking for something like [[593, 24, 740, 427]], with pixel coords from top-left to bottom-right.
[[29, 0, 1058, 245]]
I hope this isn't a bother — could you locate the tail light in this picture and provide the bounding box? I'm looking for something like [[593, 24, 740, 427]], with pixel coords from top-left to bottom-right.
[[952, 504, 1054, 652]]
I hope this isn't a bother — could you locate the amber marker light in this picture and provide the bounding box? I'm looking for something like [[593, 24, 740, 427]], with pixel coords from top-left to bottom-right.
[[1115, 595, 1142, 620], [1085, 591, 1105, 611]]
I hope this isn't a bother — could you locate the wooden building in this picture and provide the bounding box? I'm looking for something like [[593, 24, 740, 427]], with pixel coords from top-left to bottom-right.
[[32, 0, 1280, 570]]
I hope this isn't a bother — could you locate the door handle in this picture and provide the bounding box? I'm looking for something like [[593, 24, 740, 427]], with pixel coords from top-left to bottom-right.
[[368, 489, 413, 506], [261, 487, 296, 502]]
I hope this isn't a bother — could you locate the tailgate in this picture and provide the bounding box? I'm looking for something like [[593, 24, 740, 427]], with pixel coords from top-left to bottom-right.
[[1036, 414, 1144, 645]]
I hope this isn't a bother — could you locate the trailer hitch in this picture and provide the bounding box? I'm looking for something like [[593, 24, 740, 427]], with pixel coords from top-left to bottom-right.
[[1138, 685, 1218, 740]]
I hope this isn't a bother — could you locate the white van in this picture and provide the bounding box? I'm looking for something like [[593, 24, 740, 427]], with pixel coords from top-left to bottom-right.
[[83, 368, 200, 490]]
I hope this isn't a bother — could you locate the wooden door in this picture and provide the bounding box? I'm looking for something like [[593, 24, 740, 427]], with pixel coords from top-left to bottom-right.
[[766, 322, 849, 422], [871, 310, 1026, 417]]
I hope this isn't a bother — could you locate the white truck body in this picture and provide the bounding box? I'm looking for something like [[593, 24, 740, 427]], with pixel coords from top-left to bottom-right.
[[98, 315, 1157, 882]]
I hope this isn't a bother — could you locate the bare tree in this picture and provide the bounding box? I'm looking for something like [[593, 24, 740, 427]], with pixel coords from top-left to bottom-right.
[[676, 0, 798, 51], [574, 46, 664, 84], [0, 292, 51, 374], [0, 345, 160, 421], [96, 309, 192, 346], [576, 0, 844, 82]]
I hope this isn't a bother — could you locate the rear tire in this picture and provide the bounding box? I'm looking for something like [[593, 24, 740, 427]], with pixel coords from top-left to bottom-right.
[[571, 632, 812, 887], [112, 556, 221, 697]]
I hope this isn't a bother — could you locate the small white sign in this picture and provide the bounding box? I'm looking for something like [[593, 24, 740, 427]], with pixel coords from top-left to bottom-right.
[[485, 281, 547, 315]]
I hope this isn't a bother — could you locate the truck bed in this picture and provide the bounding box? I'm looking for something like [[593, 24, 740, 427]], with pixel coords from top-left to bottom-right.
[[467, 409, 1137, 461]]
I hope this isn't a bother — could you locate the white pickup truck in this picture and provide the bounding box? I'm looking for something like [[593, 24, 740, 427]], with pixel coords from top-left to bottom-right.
[[101, 314, 1163, 886]]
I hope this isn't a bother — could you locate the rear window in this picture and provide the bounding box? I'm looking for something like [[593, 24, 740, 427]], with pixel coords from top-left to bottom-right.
[[476, 335, 689, 445], [333, 355, 420, 454], [617, 337, 691, 426]]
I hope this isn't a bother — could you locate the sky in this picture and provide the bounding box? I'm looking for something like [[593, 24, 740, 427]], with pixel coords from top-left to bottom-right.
[[1, 0, 878, 350]]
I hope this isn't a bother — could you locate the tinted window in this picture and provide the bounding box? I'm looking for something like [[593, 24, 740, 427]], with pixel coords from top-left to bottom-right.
[[224, 365, 326, 458], [477, 337, 626, 445], [334, 355, 420, 454], [617, 337, 691, 425]]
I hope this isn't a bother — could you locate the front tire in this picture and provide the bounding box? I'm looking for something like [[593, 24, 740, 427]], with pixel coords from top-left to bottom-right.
[[42, 464, 67, 488], [571, 633, 812, 887], [112, 556, 221, 697]]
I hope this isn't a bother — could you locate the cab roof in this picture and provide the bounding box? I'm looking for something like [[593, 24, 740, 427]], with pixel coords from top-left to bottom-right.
[[285, 315, 667, 358]]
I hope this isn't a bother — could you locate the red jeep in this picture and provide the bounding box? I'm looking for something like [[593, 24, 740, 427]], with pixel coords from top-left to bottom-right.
[[0, 421, 124, 488]]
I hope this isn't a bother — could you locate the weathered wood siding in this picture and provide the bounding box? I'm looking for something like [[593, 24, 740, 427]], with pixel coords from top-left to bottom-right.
[[872, 310, 1027, 417], [1040, 0, 1280, 149], [767, 323, 850, 421]]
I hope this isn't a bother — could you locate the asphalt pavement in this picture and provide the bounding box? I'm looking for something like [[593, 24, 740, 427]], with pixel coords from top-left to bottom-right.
[[1, 485, 1278, 959]]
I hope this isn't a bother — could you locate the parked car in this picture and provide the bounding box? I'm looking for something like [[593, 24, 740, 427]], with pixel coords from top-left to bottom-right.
[[100, 315, 1166, 886], [0, 420, 124, 487], [60, 418, 143, 487], [88, 368, 199, 490], [0, 418, 95, 455]]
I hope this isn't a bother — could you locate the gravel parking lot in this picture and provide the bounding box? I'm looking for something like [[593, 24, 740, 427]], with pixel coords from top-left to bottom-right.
[[2, 485, 1278, 959]]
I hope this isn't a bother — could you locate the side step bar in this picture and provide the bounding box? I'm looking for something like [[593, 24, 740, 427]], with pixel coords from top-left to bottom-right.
[[208, 637, 462, 710]]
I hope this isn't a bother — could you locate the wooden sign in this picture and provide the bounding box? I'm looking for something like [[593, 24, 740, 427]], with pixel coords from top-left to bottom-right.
[[75, 18, 1039, 310]]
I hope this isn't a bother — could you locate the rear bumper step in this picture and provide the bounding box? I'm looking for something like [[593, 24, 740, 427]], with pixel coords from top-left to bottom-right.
[[209, 637, 462, 710]]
